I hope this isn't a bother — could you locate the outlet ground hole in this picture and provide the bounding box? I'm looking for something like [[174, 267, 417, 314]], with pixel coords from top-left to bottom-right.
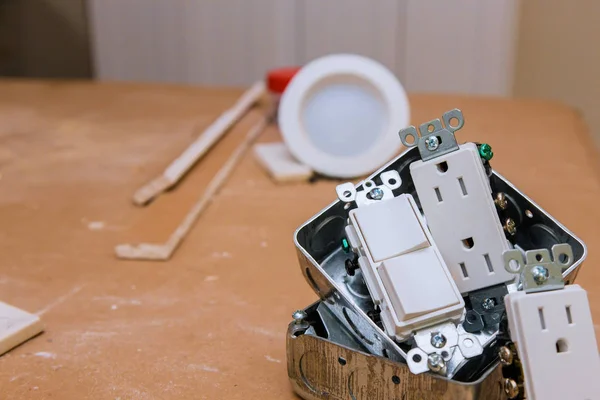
[[556, 339, 568, 353], [436, 161, 448, 173], [462, 237, 474, 249]]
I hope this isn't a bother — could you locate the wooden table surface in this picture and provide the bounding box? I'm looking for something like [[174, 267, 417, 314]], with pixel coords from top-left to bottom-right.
[[0, 80, 598, 399]]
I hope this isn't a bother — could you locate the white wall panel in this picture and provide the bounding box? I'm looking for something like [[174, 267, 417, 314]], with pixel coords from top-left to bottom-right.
[[405, 0, 519, 95], [301, 0, 407, 79], [89, 0, 519, 95]]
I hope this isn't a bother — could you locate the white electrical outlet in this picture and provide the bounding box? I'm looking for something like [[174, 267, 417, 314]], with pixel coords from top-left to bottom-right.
[[505, 285, 600, 400], [347, 193, 464, 341], [410, 142, 513, 294]]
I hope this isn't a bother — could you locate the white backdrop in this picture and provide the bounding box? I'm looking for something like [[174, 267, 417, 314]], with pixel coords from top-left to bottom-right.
[[88, 0, 520, 95]]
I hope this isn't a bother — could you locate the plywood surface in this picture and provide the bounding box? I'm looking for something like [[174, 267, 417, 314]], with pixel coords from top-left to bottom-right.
[[0, 80, 598, 399]]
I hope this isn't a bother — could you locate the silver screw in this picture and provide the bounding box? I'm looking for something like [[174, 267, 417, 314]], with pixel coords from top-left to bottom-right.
[[503, 378, 519, 399], [481, 298, 496, 310], [531, 265, 549, 285], [430, 332, 447, 348], [369, 187, 384, 200], [292, 310, 307, 324], [427, 353, 446, 373], [425, 136, 439, 151], [498, 346, 513, 366]]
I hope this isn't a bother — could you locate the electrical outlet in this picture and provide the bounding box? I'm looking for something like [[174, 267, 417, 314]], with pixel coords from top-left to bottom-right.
[[505, 285, 600, 400], [410, 142, 513, 294], [347, 193, 464, 341]]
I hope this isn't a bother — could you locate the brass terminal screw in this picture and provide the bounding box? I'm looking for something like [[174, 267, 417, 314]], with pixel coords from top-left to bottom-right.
[[498, 346, 513, 366], [495, 192, 508, 210], [503, 378, 520, 399], [504, 218, 517, 236]]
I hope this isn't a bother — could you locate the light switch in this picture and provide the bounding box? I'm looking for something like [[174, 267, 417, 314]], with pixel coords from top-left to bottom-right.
[[351, 195, 429, 262]]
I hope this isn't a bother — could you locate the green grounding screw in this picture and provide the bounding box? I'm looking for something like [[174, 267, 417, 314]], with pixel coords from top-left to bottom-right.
[[479, 143, 494, 161], [341, 238, 350, 253]]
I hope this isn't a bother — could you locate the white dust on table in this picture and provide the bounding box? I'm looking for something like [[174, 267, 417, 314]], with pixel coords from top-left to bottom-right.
[[87, 221, 105, 231], [232, 298, 248, 307], [34, 352, 57, 359], [92, 296, 143, 307], [264, 355, 281, 363], [36, 285, 85, 316], [78, 331, 118, 339], [82, 218, 128, 231], [9, 373, 29, 382], [0, 276, 27, 286], [240, 324, 280, 339], [187, 364, 219, 373], [203, 276, 219, 282], [211, 251, 232, 259], [260, 241, 268, 248]]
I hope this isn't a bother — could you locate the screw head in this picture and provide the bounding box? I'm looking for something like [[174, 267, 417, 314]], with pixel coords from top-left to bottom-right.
[[531, 265, 550, 285], [479, 143, 494, 161], [495, 192, 508, 210], [341, 237, 350, 253], [292, 310, 307, 323], [504, 218, 517, 235], [427, 353, 446, 373], [503, 378, 519, 399], [481, 298, 496, 311], [369, 187, 384, 200], [498, 346, 513, 366], [425, 136, 439, 151], [345, 258, 358, 276], [430, 332, 447, 348]]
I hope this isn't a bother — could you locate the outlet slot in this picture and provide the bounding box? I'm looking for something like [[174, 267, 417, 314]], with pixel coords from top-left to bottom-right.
[[538, 307, 546, 330], [460, 262, 469, 278], [458, 177, 468, 196], [436, 161, 448, 173], [483, 254, 494, 273], [556, 338, 569, 353], [434, 187, 443, 202], [566, 306, 573, 324], [462, 237, 474, 249]]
